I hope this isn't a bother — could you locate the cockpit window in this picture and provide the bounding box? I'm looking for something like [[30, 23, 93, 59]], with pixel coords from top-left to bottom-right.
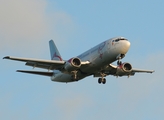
[[119, 38, 128, 41], [114, 38, 128, 41], [112, 38, 128, 43]]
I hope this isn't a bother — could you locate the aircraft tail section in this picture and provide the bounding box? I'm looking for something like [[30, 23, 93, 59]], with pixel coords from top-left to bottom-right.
[[49, 40, 63, 61]]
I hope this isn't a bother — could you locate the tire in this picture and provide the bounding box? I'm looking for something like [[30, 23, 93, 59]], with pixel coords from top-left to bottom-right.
[[102, 78, 106, 84], [98, 78, 102, 84]]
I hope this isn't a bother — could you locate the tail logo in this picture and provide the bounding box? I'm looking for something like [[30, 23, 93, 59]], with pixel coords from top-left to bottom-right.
[[52, 52, 62, 61]]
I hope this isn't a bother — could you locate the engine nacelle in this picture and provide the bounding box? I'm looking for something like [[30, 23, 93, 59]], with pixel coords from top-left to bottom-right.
[[116, 63, 132, 76], [64, 57, 81, 72]]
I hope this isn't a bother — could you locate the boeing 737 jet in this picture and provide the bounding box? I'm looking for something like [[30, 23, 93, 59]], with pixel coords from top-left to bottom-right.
[[3, 37, 154, 84]]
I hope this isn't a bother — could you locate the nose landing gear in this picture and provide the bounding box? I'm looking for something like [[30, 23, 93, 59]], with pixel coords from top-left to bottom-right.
[[117, 58, 122, 66], [116, 54, 125, 65]]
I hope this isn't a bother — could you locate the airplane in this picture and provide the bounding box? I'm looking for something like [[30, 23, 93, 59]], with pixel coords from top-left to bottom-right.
[[3, 37, 154, 84]]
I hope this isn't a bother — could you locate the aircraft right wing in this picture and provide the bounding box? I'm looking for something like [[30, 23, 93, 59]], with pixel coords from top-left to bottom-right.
[[3, 56, 65, 70], [3, 56, 90, 71]]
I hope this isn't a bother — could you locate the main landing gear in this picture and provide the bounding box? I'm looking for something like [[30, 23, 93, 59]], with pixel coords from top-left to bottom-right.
[[98, 78, 106, 84], [71, 71, 78, 81], [98, 73, 106, 84]]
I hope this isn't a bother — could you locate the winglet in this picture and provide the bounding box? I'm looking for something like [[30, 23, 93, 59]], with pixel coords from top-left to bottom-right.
[[49, 40, 63, 61], [3, 56, 10, 59]]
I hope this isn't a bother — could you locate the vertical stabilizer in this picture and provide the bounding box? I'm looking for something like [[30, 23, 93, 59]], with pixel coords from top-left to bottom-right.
[[49, 40, 63, 61]]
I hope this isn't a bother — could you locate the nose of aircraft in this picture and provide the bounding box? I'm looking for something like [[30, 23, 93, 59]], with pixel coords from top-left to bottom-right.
[[121, 40, 130, 54]]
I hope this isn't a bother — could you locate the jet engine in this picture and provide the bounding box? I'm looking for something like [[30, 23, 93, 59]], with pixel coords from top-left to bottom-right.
[[64, 57, 81, 72], [116, 62, 132, 76]]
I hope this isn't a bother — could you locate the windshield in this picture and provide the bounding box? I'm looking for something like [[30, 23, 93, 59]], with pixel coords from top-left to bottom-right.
[[113, 38, 128, 42]]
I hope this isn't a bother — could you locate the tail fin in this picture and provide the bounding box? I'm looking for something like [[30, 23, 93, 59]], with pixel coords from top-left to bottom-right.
[[49, 40, 63, 61]]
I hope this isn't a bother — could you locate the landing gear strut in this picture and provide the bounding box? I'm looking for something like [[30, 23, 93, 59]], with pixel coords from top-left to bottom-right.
[[71, 71, 78, 80], [117, 54, 125, 65], [117, 60, 122, 66], [117, 57, 122, 66]]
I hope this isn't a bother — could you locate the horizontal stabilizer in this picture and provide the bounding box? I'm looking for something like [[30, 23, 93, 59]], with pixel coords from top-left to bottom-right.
[[17, 70, 53, 77]]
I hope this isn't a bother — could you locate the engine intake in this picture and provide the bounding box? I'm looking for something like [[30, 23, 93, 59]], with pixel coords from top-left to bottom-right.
[[64, 57, 81, 71], [121, 63, 132, 72], [116, 63, 132, 76]]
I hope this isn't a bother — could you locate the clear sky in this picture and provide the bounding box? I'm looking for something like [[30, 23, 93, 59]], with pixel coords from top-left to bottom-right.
[[1, 0, 164, 120]]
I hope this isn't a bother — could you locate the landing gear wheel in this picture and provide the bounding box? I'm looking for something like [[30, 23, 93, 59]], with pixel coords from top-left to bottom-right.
[[102, 78, 106, 84], [117, 61, 122, 66], [98, 78, 102, 84], [98, 78, 106, 84]]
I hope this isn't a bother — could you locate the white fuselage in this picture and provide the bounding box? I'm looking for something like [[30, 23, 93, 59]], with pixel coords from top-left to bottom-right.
[[51, 37, 130, 82]]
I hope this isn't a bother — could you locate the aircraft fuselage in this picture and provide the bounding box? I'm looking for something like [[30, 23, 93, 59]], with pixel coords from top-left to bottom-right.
[[51, 37, 130, 82]]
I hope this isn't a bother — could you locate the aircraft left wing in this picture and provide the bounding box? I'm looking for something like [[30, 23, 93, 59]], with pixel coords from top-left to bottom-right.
[[131, 68, 154, 73], [3, 56, 65, 70], [97, 63, 154, 77]]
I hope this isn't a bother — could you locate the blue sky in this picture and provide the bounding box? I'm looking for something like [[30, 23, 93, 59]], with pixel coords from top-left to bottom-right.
[[0, 0, 164, 120]]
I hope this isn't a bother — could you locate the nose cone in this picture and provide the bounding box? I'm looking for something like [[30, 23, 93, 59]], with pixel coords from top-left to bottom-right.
[[121, 40, 130, 54]]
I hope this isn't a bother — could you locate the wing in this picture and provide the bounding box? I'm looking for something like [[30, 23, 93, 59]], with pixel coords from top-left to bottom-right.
[[3, 56, 90, 71], [3, 56, 65, 70], [94, 64, 154, 77], [131, 68, 154, 73]]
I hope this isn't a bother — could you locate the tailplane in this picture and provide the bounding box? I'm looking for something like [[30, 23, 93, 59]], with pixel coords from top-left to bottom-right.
[[49, 40, 63, 61]]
